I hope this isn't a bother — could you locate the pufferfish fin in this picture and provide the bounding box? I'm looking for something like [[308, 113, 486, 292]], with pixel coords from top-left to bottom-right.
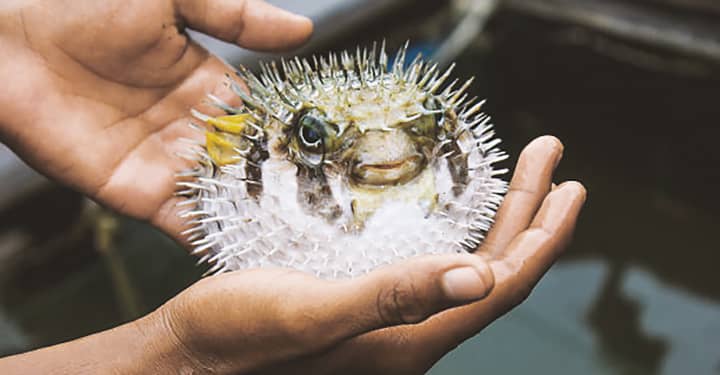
[[206, 132, 241, 166], [206, 114, 251, 134]]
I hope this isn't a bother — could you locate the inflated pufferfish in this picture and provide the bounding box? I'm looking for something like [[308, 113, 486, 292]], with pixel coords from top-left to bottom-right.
[[179, 42, 508, 279]]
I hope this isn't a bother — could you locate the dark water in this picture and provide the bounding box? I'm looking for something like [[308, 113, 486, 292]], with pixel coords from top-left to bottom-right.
[[434, 10, 720, 375], [1, 5, 719, 375]]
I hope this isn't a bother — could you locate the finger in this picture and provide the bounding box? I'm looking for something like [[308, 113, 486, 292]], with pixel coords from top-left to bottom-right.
[[280, 254, 494, 354], [175, 0, 313, 51], [267, 183, 586, 375], [492, 181, 586, 296], [480, 136, 563, 256], [337, 181, 587, 369], [423, 181, 587, 346], [248, 255, 494, 375]]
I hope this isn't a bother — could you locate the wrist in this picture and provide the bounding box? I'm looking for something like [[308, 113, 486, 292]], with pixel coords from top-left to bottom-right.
[[0, 310, 206, 374], [134, 308, 215, 374]]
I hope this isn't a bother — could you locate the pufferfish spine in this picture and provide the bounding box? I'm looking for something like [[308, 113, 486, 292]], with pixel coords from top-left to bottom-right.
[[177, 42, 508, 279]]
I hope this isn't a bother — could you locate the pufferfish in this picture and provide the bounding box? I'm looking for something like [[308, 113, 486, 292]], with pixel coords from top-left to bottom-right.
[[178, 42, 508, 279]]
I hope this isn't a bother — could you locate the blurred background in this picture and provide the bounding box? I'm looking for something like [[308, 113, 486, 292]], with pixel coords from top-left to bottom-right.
[[1, 0, 719, 373]]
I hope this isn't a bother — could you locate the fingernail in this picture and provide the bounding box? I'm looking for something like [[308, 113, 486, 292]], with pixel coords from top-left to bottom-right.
[[442, 266, 493, 301]]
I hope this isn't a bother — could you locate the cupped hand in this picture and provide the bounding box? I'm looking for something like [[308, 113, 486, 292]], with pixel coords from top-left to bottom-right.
[[147, 253, 495, 374], [149, 136, 586, 374], [307, 136, 585, 375], [0, 0, 312, 241]]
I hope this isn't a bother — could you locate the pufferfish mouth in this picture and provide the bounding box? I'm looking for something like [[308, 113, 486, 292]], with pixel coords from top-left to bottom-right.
[[351, 154, 426, 186]]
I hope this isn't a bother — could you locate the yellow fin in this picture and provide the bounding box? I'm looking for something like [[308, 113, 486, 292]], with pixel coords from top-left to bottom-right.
[[206, 114, 251, 134], [206, 132, 240, 166]]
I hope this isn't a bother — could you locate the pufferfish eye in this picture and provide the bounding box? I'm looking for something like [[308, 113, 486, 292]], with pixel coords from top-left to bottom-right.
[[294, 113, 339, 168], [404, 97, 444, 138], [423, 97, 445, 125], [300, 118, 323, 147], [297, 114, 328, 152], [296, 111, 338, 156]]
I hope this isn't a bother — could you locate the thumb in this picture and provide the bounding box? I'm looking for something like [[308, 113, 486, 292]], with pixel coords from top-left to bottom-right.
[[175, 0, 313, 51], [302, 254, 495, 349]]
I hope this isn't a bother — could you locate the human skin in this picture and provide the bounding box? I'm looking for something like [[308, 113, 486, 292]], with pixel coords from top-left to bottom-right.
[[0, 0, 587, 374]]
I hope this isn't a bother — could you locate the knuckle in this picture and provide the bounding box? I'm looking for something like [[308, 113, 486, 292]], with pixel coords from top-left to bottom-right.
[[376, 276, 427, 325]]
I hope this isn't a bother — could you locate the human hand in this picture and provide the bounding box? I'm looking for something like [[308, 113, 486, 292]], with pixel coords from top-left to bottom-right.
[[0, 0, 312, 241], [150, 136, 586, 374], [290, 136, 585, 374], [144, 252, 495, 374], [0, 136, 584, 374]]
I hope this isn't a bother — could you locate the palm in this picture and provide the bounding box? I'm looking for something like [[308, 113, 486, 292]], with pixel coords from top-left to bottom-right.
[[0, 0, 311, 240], [262, 137, 586, 374]]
